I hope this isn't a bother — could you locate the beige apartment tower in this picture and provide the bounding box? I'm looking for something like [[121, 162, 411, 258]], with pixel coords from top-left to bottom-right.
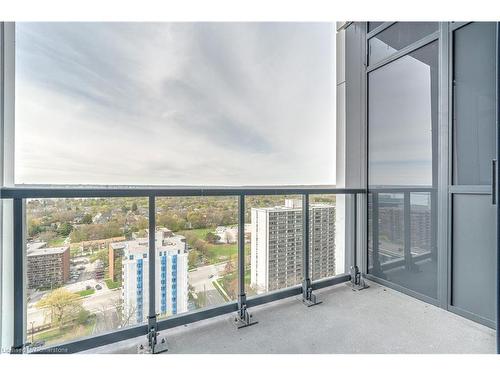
[[250, 199, 336, 294]]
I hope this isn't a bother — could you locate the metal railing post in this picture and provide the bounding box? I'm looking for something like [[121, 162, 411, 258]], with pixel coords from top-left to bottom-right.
[[11, 198, 26, 353], [143, 195, 168, 353], [301, 193, 321, 306], [234, 194, 257, 328]]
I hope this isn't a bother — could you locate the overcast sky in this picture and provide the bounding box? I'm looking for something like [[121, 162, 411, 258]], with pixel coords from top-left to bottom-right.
[[15, 22, 335, 186]]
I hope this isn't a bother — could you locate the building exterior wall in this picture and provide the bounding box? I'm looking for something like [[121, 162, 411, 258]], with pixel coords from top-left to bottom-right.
[[119, 231, 189, 323], [250, 200, 336, 294], [26, 246, 70, 289]]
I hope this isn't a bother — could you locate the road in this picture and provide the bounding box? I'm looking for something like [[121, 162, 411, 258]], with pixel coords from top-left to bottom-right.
[[188, 262, 227, 292], [188, 262, 228, 307]]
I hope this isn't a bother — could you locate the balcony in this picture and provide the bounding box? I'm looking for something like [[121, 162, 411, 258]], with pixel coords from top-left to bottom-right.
[[0, 19, 499, 363], [82, 282, 495, 354]]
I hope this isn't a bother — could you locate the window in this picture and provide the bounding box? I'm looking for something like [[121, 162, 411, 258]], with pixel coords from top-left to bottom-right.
[[368, 41, 439, 187], [369, 22, 438, 66], [14, 22, 335, 186], [368, 40, 439, 300]]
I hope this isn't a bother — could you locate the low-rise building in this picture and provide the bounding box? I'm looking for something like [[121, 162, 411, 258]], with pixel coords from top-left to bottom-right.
[[27, 245, 70, 289]]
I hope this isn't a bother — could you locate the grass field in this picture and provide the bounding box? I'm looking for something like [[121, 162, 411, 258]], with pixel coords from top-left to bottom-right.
[[48, 236, 66, 247], [76, 289, 95, 297], [179, 227, 239, 264], [104, 278, 121, 290]]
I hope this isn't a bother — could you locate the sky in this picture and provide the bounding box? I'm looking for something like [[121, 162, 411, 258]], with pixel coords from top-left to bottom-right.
[[14, 22, 336, 186]]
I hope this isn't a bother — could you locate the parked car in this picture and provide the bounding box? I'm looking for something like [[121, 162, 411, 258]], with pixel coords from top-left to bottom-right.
[[95, 284, 102, 290], [85, 285, 92, 290]]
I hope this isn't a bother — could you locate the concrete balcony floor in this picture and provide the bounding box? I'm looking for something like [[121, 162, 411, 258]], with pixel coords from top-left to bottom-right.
[[84, 282, 496, 354]]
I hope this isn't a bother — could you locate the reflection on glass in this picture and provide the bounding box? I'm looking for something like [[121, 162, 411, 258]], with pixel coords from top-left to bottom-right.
[[246, 195, 303, 296], [26, 197, 148, 349], [368, 39, 438, 300], [453, 22, 496, 185], [369, 22, 438, 66], [155, 196, 238, 318], [368, 192, 436, 299], [368, 41, 438, 187]]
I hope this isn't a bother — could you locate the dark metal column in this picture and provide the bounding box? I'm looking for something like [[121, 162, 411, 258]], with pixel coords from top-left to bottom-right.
[[238, 194, 245, 301], [143, 195, 167, 353], [301, 193, 321, 306], [234, 194, 256, 328], [12, 198, 25, 353], [148, 196, 156, 321]]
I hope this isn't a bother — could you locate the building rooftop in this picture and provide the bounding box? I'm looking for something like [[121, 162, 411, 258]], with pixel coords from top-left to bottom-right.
[[253, 199, 335, 212], [26, 242, 47, 252], [114, 228, 187, 257], [27, 245, 69, 257]]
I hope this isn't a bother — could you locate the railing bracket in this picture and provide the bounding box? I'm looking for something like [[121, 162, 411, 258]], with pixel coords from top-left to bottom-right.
[[234, 294, 258, 329], [301, 279, 322, 307], [138, 315, 168, 354], [348, 265, 369, 291]]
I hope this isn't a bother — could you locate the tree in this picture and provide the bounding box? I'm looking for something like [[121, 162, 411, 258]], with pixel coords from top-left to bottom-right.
[[82, 213, 93, 224], [188, 250, 199, 268], [224, 259, 236, 275], [57, 222, 73, 237], [205, 232, 220, 244], [131, 202, 138, 212], [28, 218, 43, 237], [194, 239, 209, 258], [36, 288, 83, 330]]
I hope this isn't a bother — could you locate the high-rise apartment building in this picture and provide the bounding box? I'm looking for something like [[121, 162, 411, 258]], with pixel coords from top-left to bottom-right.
[[250, 199, 335, 294], [116, 228, 189, 323]]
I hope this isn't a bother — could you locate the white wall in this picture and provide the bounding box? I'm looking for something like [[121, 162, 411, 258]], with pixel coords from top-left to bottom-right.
[[1, 22, 16, 351]]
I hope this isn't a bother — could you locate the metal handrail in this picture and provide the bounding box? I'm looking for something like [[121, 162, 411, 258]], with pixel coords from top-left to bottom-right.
[[0, 185, 365, 199]]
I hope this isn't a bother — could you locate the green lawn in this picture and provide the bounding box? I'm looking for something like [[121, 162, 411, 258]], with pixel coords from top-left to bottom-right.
[[180, 227, 239, 265], [178, 228, 212, 239], [48, 236, 66, 247], [208, 243, 237, 261], [76, 289, 95, 297], [104, 278, 121, 290]]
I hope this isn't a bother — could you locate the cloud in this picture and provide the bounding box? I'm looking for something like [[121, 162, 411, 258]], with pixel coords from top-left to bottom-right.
[[15, 22, 336, 186]]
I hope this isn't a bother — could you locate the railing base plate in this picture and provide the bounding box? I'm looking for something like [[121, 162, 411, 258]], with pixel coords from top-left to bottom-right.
[[233, 307, 258, 329], [137, 334, 169, 354]]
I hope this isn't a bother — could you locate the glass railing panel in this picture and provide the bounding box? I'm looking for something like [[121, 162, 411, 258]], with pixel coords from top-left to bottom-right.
[[309, 194, 342, 281], [26, 197, 149, 349], [154, 196, 238, 319], [245, 195, 303, 297]]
